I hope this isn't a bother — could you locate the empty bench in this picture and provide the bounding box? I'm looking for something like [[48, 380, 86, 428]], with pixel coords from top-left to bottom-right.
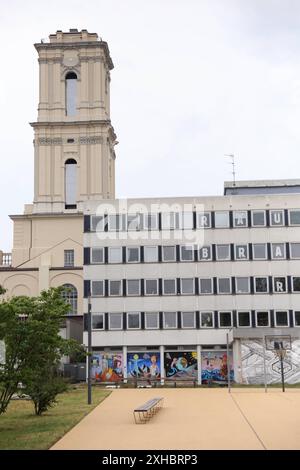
[[133, 397, 164, 424]]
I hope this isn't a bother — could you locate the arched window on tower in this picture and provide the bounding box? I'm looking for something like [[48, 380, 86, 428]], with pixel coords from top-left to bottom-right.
[[65, 72, 77, 116], [62, 284, 78, 315], [65, 158, 77, 209]]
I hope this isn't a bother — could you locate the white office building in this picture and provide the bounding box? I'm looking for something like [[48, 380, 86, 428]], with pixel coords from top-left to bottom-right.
[[83, 181, 300, 385]]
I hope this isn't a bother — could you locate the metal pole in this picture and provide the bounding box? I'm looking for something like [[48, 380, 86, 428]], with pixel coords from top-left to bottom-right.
[[227, 333, 231, 393], [87, 295, 92, 404], [280, 353, 285, 393], [262, 344, 267, 393]]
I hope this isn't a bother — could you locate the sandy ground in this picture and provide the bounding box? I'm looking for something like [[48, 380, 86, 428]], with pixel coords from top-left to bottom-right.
[[51, 388, 300, 450]]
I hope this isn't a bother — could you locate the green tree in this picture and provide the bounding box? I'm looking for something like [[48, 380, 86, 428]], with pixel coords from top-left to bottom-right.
[[0, 287, 78, 415]]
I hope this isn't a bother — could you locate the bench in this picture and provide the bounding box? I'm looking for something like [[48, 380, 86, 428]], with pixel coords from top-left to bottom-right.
[[133, 397, 164, 424]]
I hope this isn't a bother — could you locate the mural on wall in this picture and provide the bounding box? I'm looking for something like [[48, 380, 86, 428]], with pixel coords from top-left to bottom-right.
[[201, 351, 234, 382], [241, 340, 300, 384], [127, 352, 160, 379], [91, 353, 123, 382], [165, 351, 197, 379]]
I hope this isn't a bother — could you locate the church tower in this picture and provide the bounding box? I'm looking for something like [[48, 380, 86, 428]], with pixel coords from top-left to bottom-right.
[[33, 29, 116, 213], [0, 30, 117, 329]]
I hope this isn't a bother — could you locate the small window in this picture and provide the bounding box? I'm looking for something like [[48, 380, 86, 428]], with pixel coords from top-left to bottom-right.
[[256, 311, 270, 327], [109, 313, 123, 330], [162, 245, 176, 262], [91, 215, 107, 232], [92, 313, 104, 330], [161, 212, 182, 230], [127, 214, 143, 231], [145, 279, 158, 296], [235, 244, 249, 261], [289, 210, 300, 226], [237, 311, 251, 327], [197, 212, 211, 228], [200, 311, 214, 328], [235, 277, 250, 294], [126, 280, 141, 296], [109, 280, 123, 296], [163, 279, 177, 295], [127, 312, 141, 329], [64, 249, 74, 267], [275, 310, 289, 327], [252, 243, 267, 260], [145, 312, 159, 329], [91, 248, 104, 264], [163, 312, 177, 329], [91, 280, 104, 297], [270, 210, 284, 226], [294, 311, 300, 327], [219, 311, 232, 328], [273, 277, 287, 293], [199, 245, 212, 261], [181, 311, 196, 329], [214, 211, 230, 228], [144, 246, 159, 263], [271, 243, 286, 260], [251, 210, 266, 227], [292, 277, 300, 292], [216, 244, 231, 261], [290, 243, 300, 259], [180, 278, 194, 295], [180, 245, 194, 262], [143, 213, 158, 230], [233, 211, 248, 227], [199, 278, 213, 295], [254, 277, 269, 293], [108, 247, 123, 264], [126, 247, 140, 263], [217, 278, 232, 294]]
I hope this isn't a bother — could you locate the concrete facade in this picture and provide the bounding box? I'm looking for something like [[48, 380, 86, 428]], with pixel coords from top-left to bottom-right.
[[83, 192, 300, 384]]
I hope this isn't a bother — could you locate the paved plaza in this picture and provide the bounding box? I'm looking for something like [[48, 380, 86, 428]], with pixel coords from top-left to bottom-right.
[[51, 388, 300, 450]]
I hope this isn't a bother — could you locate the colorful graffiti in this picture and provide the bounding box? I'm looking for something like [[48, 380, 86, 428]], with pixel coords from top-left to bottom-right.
[[201, 351, 234, 382], [127, 352, 160, 379], [165, 351, 197, 379], [91, 353, 123, 382]]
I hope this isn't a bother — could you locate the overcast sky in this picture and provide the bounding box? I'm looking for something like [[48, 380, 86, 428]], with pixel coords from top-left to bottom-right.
[[1, 0, 300, 250]]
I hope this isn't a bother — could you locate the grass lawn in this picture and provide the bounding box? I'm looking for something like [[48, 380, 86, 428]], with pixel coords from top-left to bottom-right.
[[0, 385, 110, 450]]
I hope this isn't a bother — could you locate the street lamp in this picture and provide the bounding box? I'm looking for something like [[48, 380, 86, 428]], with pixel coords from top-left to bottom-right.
[[87, 294, 92, 404], [274, 341, 286, 393]]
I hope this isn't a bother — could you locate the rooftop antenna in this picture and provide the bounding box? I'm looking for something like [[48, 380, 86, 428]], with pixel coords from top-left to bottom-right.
[[225, 154, 236, 187]]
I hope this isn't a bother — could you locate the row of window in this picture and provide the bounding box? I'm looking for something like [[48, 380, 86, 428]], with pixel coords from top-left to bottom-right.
[[86, 209, 300, 232], [89, 310, 300, 330], [86, 275, 300, 297], [85, 242, 300, 264]]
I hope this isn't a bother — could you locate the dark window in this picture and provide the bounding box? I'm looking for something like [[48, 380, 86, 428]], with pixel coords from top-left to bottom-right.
[[293, 277, 300, 292], [275, 311, 289, 327], [237, 311, 251, 327], [219, 311, 232, 327], [92, 314, 104, 330], [255, 277, 268, 293], [256, 311, 269, 327]]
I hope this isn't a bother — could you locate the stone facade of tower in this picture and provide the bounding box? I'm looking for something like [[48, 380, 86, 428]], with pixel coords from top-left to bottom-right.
[[0, 30, 117, 341]]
